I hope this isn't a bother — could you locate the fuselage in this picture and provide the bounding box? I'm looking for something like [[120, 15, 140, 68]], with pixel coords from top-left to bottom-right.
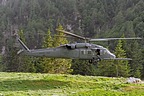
[[21, 43, 116, 60]]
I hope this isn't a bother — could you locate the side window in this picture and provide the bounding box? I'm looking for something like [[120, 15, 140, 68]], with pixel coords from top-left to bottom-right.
[[104, 50, 106, 54], [88, 50, 91, 54], [81, 50, 91, 55], [81, 50, 85, 54]]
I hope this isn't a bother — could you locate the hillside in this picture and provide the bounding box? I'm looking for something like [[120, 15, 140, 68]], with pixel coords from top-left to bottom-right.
[[0, 72, 144, 96]]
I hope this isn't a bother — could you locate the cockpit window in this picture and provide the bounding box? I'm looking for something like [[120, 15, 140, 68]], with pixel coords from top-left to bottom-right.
[[104, 50, 107, 54], [106, 49, 111, 54]]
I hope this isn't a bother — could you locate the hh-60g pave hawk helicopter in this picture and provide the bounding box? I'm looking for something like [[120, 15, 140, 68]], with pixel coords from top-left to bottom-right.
[[17, 29, 141, 63]]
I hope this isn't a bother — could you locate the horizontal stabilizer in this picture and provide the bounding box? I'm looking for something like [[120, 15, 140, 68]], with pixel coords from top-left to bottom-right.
[[17, 49, 24, 55], [104, 58, 132, 60]]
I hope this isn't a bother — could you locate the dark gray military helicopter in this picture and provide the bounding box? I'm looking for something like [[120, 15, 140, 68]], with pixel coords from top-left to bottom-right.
[[17, 30, 141, 63]]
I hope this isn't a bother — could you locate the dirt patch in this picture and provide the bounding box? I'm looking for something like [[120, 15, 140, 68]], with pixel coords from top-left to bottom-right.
[[123, 86, 144, 91]]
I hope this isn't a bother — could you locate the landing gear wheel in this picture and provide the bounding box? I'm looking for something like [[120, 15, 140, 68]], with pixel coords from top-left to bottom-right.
[[96, 58, 101, 62]]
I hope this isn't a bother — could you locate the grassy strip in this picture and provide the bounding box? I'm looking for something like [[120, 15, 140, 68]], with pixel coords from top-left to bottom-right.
[[0, 72, 143, 96]]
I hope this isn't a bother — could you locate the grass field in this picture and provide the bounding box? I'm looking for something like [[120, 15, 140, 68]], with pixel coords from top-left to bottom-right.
[[0, 72, 144, 96]]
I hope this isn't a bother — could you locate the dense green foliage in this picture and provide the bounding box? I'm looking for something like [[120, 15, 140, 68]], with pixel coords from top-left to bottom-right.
[[0, 0, 144, 78], [38, 25, 72, 73], [95, 39, 130, 77], [0, 72, 144, 96]]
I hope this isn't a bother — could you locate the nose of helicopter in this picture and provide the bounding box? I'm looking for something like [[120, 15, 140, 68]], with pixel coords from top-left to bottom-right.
[[110, 53, 116, 59], [105, 49, 116, 59]]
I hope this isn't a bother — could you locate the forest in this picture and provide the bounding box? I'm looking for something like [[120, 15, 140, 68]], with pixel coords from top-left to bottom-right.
[[0, 0, 144, 78]]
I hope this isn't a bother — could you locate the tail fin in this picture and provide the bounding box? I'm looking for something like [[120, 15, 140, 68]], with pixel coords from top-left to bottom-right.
[[17, 38, 30, 52]]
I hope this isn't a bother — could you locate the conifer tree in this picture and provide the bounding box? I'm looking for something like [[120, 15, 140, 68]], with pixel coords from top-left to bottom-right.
[[0, 54, 4, 71], [96, 46, 116, 77], [97, 39, 130, 77], [128, 41, 142, 78], [3, 31, 20, 72], [52, 24, 72, 73], [39, 29, 54, 73], [121, 21, 142, 78], [114, 39, 130, 77], [71, 59, 97, 76], [141, 50, 144, 78], [18, 30, 36, 72], [97, 60, 115, 77]]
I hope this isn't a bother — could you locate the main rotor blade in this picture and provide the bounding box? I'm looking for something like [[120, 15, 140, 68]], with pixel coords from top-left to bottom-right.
[[90, 37, 142, 42], [56, 29, 142, 42], [56, 29, 87, 40]]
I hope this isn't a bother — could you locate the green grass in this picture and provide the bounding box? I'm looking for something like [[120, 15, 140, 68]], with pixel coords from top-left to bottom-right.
[[0, 72, 144, 96]]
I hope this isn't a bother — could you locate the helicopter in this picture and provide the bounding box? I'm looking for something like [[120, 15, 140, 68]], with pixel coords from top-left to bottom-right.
[[17, 29, 141, 63]]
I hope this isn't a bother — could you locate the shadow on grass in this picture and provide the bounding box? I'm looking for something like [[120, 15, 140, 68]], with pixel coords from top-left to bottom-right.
[[0, 79, 70, 91]]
